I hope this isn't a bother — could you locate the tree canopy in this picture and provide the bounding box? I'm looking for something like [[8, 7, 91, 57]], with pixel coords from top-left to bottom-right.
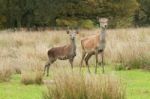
[[0, 0, 149, 29]]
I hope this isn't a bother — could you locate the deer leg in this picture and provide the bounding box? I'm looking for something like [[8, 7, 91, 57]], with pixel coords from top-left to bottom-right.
[[46, 65, 50, 76], [80, 52, 86, 72], [98, 50, 103, 65], [43, 61, 50, 76], [95, 52, 98, 74], [101, 52, 105, 73], [69, 58, 74, 69], [85, 53, 93, 73], [46, 58, 56, 76]]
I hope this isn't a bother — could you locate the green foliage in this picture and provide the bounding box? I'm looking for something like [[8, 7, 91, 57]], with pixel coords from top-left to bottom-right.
[[53, 0, 139, 28], [0, 0, 147, 29], [0, 0, 52, 28], [134, 0, 150, 26], [56, 19, 78, 27], [0, 16, 6, 29], [80, 19, 95, 29], [56, 19, 95, 29]]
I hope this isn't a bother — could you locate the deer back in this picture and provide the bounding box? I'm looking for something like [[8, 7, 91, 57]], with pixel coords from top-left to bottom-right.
[[81, 34, 100, 51], [48, 44, 73, 59]]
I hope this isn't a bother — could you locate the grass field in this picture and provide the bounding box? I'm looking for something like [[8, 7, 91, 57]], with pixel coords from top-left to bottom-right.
[[0, 67, 150, 99], [0, 28, 150, 99]]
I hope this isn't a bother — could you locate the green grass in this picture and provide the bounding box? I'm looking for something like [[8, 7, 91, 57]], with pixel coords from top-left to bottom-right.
[[116, 70, 150, 99], [0, 75, 44, 99], [0, 67, 150, 99], [81, 66, 150, 99]]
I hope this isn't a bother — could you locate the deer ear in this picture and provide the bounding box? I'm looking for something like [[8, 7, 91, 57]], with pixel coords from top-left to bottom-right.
[[66, 30, 69, 34], [76, 30, 79, 34], [75, 27, 79, 34]]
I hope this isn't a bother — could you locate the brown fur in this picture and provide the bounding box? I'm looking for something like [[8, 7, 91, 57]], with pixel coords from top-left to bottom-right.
[[80, 34, 105, 73], [81, 34, 100, 52], [80, 18, 108, 73], [48, 44, 75, 60], [44, 30, 77, 76]]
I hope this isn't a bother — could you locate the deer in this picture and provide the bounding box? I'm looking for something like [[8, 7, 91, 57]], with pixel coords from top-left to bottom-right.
[[80, 18, 108, 73], [43, 29, 79, 76]]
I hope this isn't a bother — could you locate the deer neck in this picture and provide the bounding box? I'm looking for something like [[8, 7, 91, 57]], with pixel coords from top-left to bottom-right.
[[98, 27, 106, 50], [100, 27, 106, 42], [70, 38, 76, 55]]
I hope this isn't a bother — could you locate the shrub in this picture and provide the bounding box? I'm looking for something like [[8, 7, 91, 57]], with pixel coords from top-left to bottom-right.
[[80, 20, 95, 29], [21, 71, 43, 85], [56, 19, 95, 29], [43, 71, 125, 99], [125, 54, 150, 69], [21, 72, 34, 85], [56, 19, 78, 27], [34, 71, 43, 85]]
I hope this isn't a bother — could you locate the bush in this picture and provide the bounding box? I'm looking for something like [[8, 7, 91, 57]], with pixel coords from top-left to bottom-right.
[[43, 71, 125, 99], [21, 71, 43, 85], [114, 50, 150, 70], [21, 73, 34, 85], [35, 71, 43, 85], [125, 54, 150, 70], [0, 68, 12, 82], [80, 20, 95, 29], [56, 19, 78, 28], [56, 18, 95, 29]]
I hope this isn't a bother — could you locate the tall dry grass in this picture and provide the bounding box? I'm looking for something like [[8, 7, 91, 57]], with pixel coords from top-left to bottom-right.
[[43, 69, 125, 99], [0, 58, 13, 82], [0, 28, 149, 80], [105, 28, 150, 69], [21, 63, 44, 85], [0, 67, 12, 82]]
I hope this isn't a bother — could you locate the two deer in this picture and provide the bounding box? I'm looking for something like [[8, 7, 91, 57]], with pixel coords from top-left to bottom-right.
[[44, 18, 108, 76]]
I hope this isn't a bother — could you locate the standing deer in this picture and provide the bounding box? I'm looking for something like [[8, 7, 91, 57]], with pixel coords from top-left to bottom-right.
[[44, 29, 79, 76], [80, 18, 108, 73]]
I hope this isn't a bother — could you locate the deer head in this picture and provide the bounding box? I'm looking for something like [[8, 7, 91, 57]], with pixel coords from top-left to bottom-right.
[[99, 18, 108, 29], [67, 28, 79, 40]]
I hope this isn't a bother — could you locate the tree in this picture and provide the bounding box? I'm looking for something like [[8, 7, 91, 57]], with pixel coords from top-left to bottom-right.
[[0, 0, 140, 29], [134, 0, 150, 26], [52, 0, 139, 28]]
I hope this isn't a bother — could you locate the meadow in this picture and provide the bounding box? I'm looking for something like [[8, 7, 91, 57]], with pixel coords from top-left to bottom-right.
[[0, 28, 150, 99]]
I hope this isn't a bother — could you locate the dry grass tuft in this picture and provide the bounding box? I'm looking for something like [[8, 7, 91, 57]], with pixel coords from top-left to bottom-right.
[[0, 67, 12, 82], [34, 69, 44, 85], [21, 72, 35, 85], [43, 69, 125, 99], [21, 70, 43, 85]]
